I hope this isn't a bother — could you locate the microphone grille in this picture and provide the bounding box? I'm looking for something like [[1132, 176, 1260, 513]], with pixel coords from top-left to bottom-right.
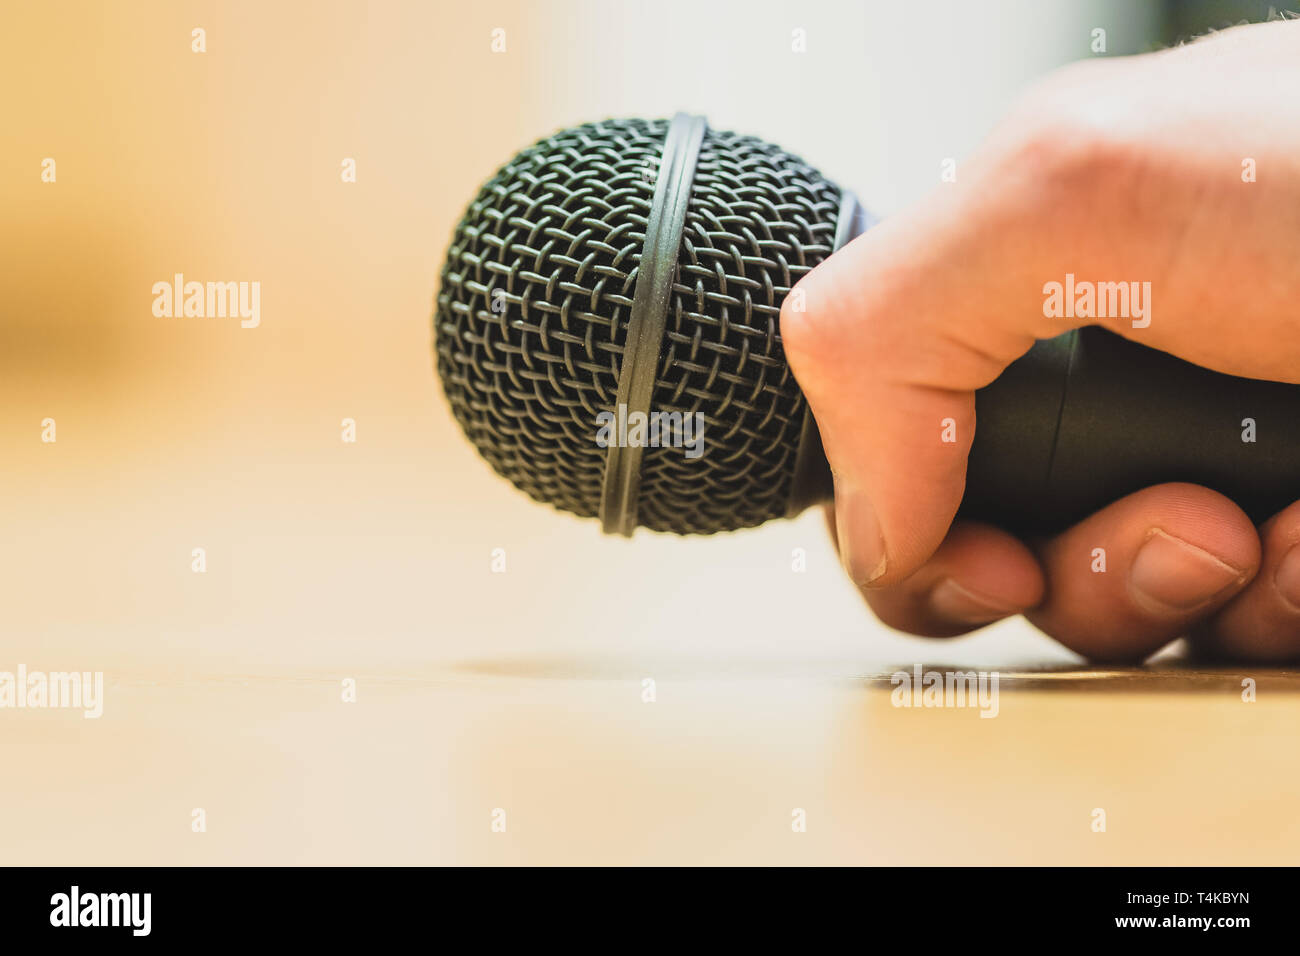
[[435, 117, 842, 534]]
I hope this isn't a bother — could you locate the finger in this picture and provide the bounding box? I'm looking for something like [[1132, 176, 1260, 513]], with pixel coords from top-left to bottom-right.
[[780, 98, 1128, 590], [851, 521, 1044, 638], [821, 507, 1043, 636], [1189, 500, 1300, 662], [1025, 483, 1259, 661], [781, 192, 1047, 590]]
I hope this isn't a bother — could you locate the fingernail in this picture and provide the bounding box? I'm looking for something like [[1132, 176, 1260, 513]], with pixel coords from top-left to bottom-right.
[[1273, 545, 1300, 612], [835, 481, 887, 586], [929, 578, 1020, 625], [1129, 529, 1244, 614]]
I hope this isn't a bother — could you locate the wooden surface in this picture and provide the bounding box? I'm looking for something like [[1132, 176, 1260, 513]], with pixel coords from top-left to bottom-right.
[[4, 662, 1295, 865]]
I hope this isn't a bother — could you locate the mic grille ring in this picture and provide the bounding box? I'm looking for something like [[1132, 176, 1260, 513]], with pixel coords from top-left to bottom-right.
[[435, 117, 842, 534]]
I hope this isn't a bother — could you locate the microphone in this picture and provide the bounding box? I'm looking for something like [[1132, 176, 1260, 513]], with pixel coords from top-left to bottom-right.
[[434, 113, 1300, 537]]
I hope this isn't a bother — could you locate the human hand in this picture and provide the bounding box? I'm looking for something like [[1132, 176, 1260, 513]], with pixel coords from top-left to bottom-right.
[[781, 20, 1300, 661]]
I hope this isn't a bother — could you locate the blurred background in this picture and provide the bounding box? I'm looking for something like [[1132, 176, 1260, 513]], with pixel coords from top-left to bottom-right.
[[2, 0, 1296, 865]]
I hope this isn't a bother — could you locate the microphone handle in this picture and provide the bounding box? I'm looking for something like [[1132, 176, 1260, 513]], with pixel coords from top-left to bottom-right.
[[960, 326, 1300, 535]]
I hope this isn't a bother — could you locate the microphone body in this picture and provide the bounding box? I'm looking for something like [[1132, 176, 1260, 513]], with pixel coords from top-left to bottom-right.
[[963, 326, 1300, 535]]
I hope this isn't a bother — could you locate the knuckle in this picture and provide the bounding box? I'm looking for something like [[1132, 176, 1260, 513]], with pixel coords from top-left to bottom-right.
[[1003, 73, 1144, 199]]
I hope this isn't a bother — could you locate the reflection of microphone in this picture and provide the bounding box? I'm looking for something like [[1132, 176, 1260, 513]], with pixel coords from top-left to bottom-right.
[[434, 113, 1300, 537]]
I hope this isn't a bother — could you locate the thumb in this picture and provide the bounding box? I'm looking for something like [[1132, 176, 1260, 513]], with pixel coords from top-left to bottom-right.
[[781, 182, 1056, 588]]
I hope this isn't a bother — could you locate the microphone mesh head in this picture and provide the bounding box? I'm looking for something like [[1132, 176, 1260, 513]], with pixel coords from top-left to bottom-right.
[[435, 118, 841, 534]]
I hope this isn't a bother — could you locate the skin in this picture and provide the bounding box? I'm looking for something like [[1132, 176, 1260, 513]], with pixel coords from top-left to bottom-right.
[[780, 20, 1300, 662]]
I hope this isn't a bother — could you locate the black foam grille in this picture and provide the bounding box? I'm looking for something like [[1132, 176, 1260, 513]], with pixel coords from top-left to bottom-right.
[[435, 117, 841, 534]]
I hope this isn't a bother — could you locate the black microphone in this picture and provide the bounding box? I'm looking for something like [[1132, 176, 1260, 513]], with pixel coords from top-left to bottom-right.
[[434, 114, 1300, 537]]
